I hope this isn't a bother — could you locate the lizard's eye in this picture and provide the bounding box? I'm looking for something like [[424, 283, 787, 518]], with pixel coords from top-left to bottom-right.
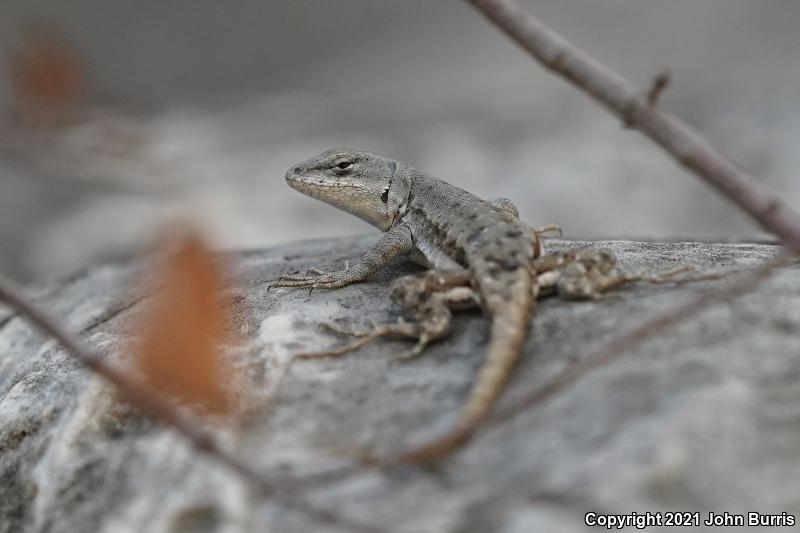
[[333, 159, 354, 174]]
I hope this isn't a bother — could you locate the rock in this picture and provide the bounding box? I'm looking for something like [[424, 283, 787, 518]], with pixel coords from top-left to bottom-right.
[[0, 237, 796, 532]]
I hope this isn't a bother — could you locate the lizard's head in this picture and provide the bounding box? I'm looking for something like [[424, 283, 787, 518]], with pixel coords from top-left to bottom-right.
[[285, 148, 405, 231]]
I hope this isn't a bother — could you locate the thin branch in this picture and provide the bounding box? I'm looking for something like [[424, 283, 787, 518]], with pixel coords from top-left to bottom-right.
[[0, 275, 261, 482], [490, 252, 793, 425], [0, 274, 375, 533], [466, 0, 800, 251], [0, 310, 19, 331], [80, 293, 145, 333]]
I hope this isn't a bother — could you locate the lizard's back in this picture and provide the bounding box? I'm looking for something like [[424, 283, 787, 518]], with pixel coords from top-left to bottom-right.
[[397, 173, 538, 456], [402, 174, 539, 282]]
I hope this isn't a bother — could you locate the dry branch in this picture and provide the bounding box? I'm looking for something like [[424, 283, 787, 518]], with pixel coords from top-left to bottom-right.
[[466, 0, 800, 251], [0, 274, 374, 533], [646, 70, 671, 107], [0, 275, 258, 480]]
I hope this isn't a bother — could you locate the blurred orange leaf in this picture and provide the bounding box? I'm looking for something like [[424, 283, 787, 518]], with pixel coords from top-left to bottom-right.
[[7, 25, 85, 127], [131, 230, 234, 414]]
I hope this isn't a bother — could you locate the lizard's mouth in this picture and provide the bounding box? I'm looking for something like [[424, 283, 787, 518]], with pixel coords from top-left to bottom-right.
[[285, 171, 363, 205], [285, 171, 331, 194], [285, 171, 317, 191], [284, 169, 302, 185]]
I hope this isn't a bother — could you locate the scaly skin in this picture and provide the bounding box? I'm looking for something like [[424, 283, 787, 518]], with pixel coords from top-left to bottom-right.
[[272, 148, 691, 463]]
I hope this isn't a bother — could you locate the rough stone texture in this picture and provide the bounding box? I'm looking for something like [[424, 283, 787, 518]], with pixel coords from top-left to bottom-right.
[[1, 237, 797, 532]]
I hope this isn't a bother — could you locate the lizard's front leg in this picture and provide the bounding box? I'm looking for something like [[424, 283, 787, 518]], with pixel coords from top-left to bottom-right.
[[270, 225, 414, 290]]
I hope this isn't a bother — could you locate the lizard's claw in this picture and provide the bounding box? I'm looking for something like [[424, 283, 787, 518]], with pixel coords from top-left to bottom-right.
[[531, 223, 563, 238]]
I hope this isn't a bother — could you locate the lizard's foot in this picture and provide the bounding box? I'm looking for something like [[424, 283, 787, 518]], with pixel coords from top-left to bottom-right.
[[295, 320, 418, 359], [277, 262, 351, 282], [270, 262, 360, 291], [531, 223, 562, 238]]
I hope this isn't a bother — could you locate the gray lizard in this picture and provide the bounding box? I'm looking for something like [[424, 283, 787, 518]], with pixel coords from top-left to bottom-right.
[[272, 148, 689, 463]]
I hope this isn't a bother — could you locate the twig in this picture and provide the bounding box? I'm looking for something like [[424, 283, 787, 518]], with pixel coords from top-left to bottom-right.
[[490, 252, 793, 425], [80, 293, 145, 333], [626, 70, 670, 127], [646, 70, 671, 107], [0, 275, 261, 482], [0, 310, 19, 331], [0, 274, 375, 533], [465, 0, 800, 251]]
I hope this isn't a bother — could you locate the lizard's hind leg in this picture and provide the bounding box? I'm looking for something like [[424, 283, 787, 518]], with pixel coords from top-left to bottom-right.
[[389, 269, 477, 362], [296, 269, 477, 362], [542, 247, 712, 300]]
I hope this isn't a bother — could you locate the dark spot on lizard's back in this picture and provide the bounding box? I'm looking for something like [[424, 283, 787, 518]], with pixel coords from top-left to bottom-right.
[[453, 247, 467, 267], [440, 234, 468, 267], [505, 229, 523, 238], [485, 264, 501, 277], [499, 257, 520, 271], [467, 227, 484, 242], [485, 253, 520, 272]]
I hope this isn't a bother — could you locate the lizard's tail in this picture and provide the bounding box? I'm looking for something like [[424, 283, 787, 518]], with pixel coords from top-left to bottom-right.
[[398, 267, 535, 463]]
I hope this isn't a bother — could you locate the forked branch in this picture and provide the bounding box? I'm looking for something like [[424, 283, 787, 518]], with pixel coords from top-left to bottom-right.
[[466, 0, 800, 251]]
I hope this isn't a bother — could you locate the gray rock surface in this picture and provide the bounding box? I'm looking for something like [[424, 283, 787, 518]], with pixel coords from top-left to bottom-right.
[[0, 237, 797, 532]]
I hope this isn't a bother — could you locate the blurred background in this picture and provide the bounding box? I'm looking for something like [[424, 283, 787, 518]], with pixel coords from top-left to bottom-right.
[[1, 0, 798, 281]]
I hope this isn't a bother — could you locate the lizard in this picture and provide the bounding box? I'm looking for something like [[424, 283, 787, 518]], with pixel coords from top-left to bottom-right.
[[270, 148, 692, 463]]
